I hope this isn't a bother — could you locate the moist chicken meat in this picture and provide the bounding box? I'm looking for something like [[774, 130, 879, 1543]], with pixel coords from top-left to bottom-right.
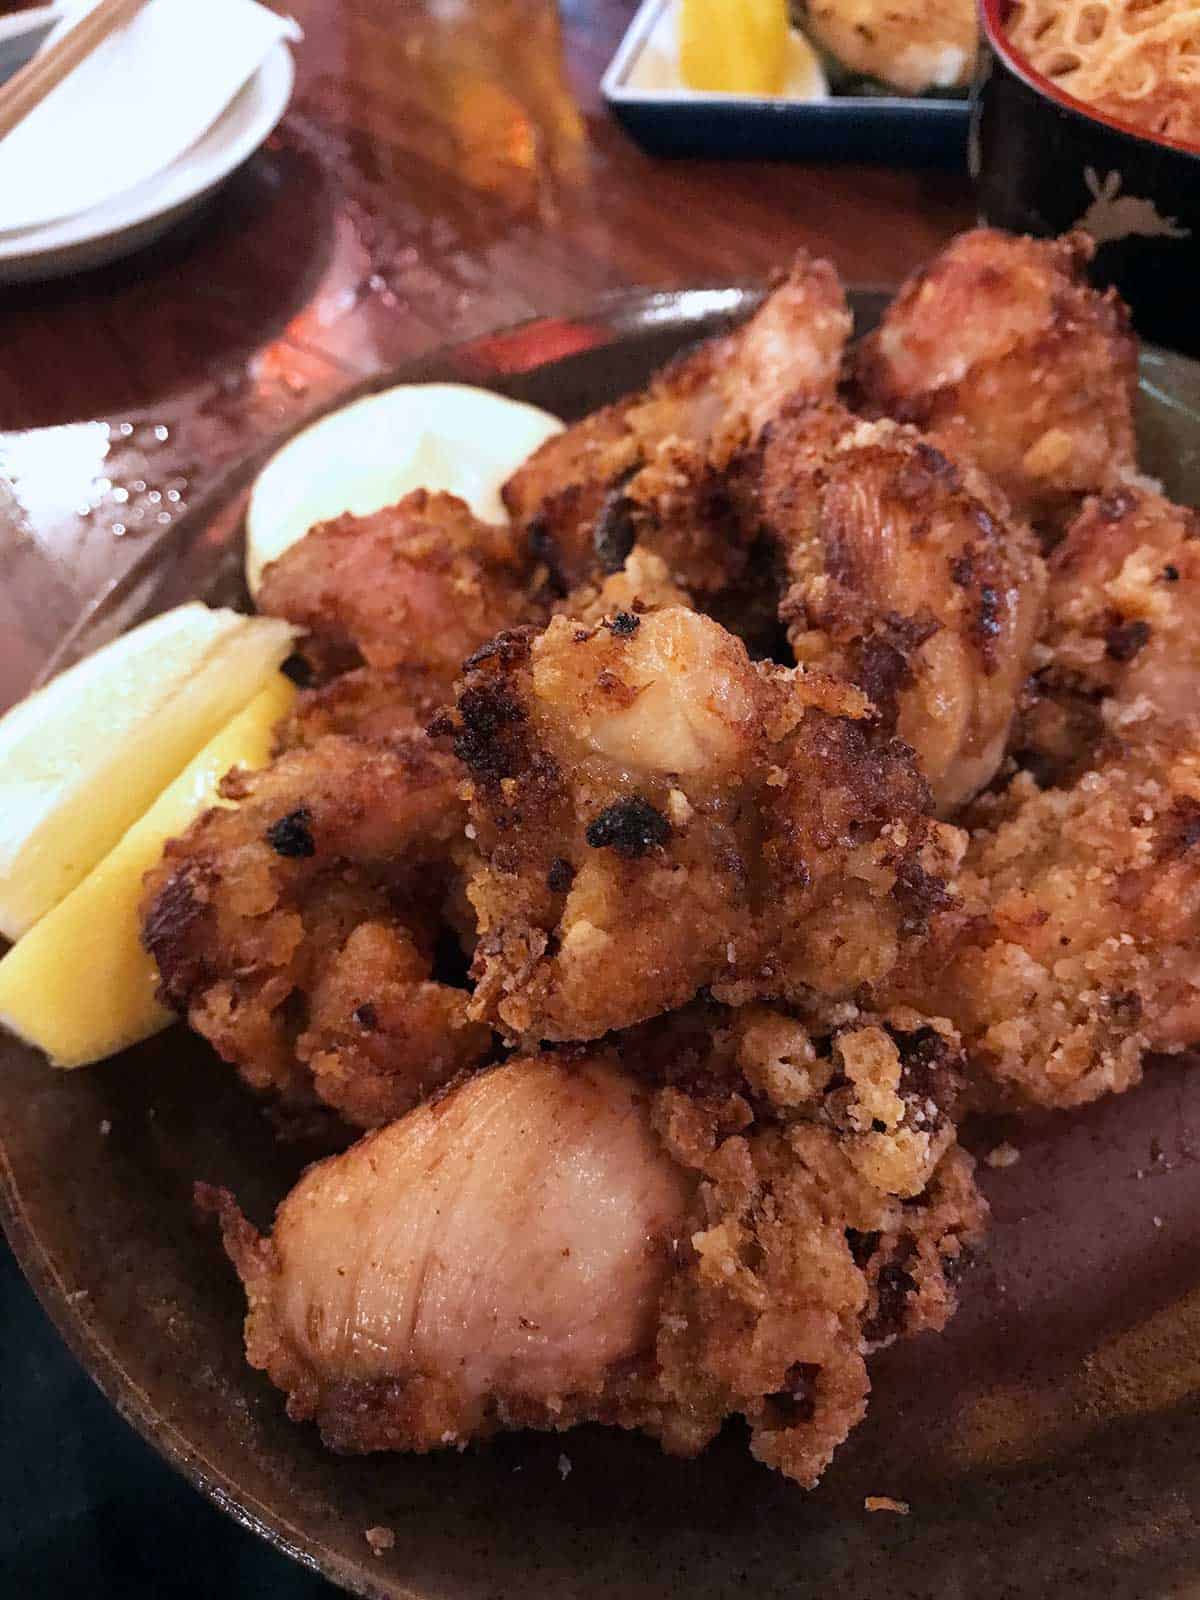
[[141, 735, 493, 1128], [207, 1005, 984, 1487], [848, 230, 1139, 536], [438, 604, 963, 1043], [748, 400, 1046, 813], [502, 251, 851, 603]]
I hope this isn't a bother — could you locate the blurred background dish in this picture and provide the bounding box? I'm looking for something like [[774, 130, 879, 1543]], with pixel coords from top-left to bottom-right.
[[972, 0, 1200, 355], [0, 5, 295, 284], [603, 0, 968, 164]]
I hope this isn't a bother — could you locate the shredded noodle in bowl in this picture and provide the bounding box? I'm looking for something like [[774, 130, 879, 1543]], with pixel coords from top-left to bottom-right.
[[1005, 0, 1200, 145]]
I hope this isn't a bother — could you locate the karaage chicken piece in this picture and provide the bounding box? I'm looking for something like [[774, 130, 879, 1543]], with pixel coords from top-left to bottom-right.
[[885, 732, 1200, 1108], [747, 400, 1045, 814], [207, 1006, 984, 1487], [1019, 488, 1200, 781], [141, 735, 493, 1128], [256, 488, 538, 686], [502, 252, 851, 601], [849, 230, 1139, 535], [437, 605, 963, 1042]]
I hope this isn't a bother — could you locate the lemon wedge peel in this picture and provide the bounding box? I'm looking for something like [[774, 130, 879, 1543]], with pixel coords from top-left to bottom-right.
[[245, 383, 564, 597], [0, 674, 296, 1070], [0, 604, 297, 941]]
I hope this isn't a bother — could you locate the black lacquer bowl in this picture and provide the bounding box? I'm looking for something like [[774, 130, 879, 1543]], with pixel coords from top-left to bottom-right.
[[4, 289, 1200, 1600], [972, 0, 1200, 356]]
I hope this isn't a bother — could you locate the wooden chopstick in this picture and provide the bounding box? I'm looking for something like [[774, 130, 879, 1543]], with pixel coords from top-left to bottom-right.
[[0, 0, 151, 143]]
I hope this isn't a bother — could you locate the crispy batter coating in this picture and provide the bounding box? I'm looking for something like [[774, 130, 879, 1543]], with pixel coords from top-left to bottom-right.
[[206, 1006, 984, 1487], [1019, 487, 1200, 780], [563, 547, 694, 627], [886, 734, 1200, 1107], [273, 666, 450, 753], [437, 606, 962, 1042], [905, 485, 1200, 1108], [849, 230, 1139, 535], [256, 489, 537, 685], [141, 735, 493, 1127], [749, 400, 1046, 813], [503, 253, 850, 603]]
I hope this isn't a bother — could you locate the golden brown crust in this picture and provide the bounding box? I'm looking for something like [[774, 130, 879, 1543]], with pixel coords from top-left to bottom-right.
[[257, 489, 539, 685], [885, 734, 1200, 1107], [141, 734, 494, 1126], [1019, 487, 1200, 780], [502, 253, 850, 609], [438, 606, 961, 1043], [849, 229, 1139, 536], [748, 399, 1046, 813], [272, 666, 451, 753]]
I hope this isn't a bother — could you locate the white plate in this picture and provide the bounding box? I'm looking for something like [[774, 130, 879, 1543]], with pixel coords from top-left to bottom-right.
[[0, 6, 295, 284]]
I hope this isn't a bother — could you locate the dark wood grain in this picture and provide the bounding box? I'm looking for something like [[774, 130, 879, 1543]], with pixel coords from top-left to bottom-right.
[[0, 0, 972, 701]]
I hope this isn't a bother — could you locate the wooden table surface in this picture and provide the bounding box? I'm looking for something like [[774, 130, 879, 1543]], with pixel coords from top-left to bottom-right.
[[0, 0, 972, 697]]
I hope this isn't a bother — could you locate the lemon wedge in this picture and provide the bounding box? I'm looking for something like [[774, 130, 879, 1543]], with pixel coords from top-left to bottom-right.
[[0, 604, 297, 941], [0, 674, 295, 1069], [680, 0, 789, 94], [245, 383, 564, 597]]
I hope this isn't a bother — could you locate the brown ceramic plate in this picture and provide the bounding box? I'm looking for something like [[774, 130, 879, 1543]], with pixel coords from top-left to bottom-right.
[[4, 290, 1200, 1600]]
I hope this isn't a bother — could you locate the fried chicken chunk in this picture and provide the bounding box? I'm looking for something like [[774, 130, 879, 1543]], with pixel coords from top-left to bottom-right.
[[887, 737, 1200, 1108], [882, 486, 1200, 1109], [849, 230, 1139, 534], [503, 252, 850, 601], [256, 488, 537, 686], [438, 605, 963, 1042], [141, 735, 492, 1128], [751, 401, 1045, 814], [1019, 488, 1200, 780], [208, 1008, 984, 1486]]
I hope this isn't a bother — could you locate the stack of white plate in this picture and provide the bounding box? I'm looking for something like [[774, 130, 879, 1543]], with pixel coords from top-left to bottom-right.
[[0, 4, 295, 284]]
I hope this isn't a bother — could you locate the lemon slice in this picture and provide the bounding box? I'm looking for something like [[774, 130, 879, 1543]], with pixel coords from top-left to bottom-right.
[[0, 603, 297, 940], [0, 674, 295, 1069], [245, 383, 564, 596]]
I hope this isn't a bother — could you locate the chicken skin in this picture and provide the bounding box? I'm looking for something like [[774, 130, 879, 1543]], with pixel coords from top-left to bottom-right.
[[141, 735, 493, 1127], [437, 605, 963, 1043], [256, 489, 538, 689], [502, 252, 850, 603], [751, 401, 1046, 813], [849, 230, 1139, 535], [208, 1007, 985, 1487]]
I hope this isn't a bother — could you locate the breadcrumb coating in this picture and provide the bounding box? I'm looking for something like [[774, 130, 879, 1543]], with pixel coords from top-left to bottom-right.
[[141, 735, 493, 1127], [257, 489, 538, 686], [437, 605, 963, 1043], [503, 252, 850, 607], [849, 230, 1139, 536], [748, 399, 1045, 813]]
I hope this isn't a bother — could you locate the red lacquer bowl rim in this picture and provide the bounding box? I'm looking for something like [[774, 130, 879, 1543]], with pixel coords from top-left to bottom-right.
[[979, 0, 1200, 162]]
